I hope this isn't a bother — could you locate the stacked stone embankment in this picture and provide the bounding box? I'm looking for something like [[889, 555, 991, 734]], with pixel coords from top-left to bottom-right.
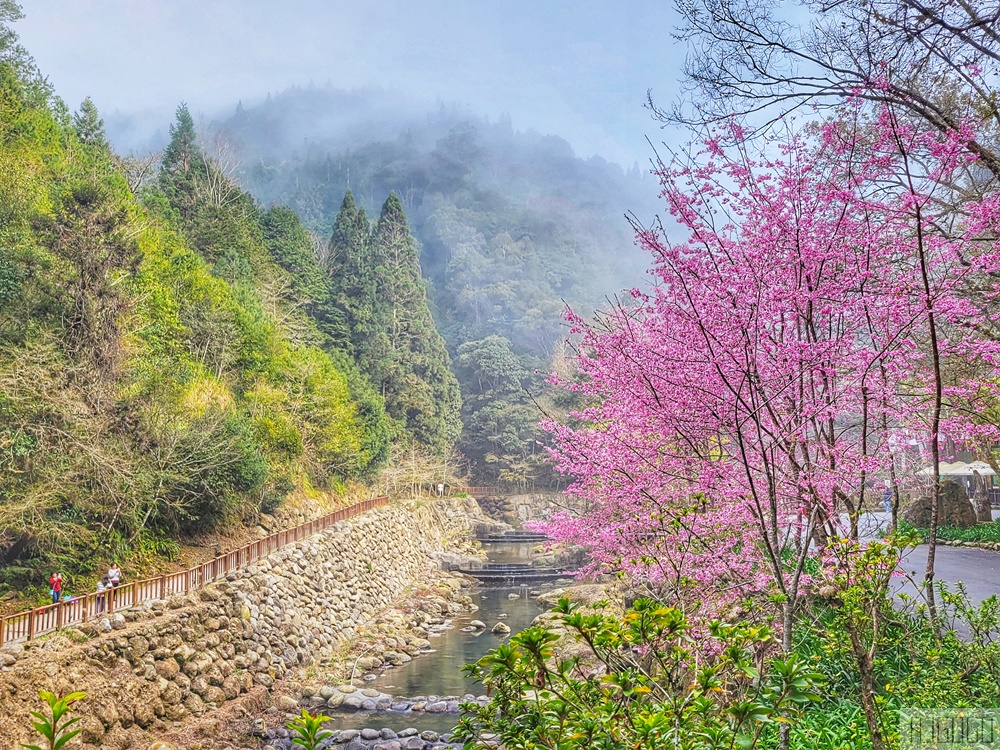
[[475, 491, 588, 526], [0, 497, 497, 750]]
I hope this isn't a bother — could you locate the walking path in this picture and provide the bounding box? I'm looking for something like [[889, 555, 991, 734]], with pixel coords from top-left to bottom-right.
[[0, 496, 388, 647], [858, 509, 1000, 607], [898, 544, 1000, 606]]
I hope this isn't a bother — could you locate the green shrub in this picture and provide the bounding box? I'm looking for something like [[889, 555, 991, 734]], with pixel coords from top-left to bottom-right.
[[900, 518, 1000, 544], [22, 690, 85, 750], [455, 597, 823, 749], [286, 710, 332, 750]]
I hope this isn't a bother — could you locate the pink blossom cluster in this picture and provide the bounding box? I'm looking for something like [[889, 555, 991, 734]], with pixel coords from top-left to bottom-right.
[[541, 107, 1000, 621]]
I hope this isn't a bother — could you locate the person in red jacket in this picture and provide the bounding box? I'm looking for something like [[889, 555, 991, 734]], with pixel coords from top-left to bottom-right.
[[48, 572, 62, 604]]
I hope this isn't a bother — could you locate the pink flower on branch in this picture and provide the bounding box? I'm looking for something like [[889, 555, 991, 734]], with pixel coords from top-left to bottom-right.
[[544, 109, 1000, 637]]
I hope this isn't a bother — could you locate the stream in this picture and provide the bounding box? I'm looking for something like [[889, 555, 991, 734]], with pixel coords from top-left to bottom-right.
[[322, 542, 563, 738]]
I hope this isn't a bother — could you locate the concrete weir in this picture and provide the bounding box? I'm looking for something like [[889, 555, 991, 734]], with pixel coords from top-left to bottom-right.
[[456, 562, 569, 583], [476, 531, 550, 543]]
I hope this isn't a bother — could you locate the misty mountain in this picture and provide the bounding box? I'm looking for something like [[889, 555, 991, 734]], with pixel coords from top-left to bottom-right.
[[207, 86, 657, 356], [184, 85, 659, 484]]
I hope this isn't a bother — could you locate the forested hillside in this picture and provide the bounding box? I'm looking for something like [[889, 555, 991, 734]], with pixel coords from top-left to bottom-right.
[[0, 21, 460, 587], [204, 87, 655, 484], [0, 9, 649, 585]]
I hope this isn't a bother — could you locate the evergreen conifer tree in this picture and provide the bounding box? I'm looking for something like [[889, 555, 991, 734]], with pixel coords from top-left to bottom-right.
[[158, 103, 206, 216], [72, 96, 108, 150], [328, 192, 461, 452], [260, 205, 350, 347], [371, 193, 461, 452], [327, 191, 376, 352]]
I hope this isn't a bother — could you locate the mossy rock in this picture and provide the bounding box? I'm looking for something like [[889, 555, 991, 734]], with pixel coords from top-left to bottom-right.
[[901, 480, 977, 529]]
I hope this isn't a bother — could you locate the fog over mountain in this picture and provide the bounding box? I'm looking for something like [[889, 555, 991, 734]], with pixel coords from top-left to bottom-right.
[[16, 0, 683, 167], [202, 84, 660, 483], [12, 1, 680, 484], [204, 82, 667, 491]]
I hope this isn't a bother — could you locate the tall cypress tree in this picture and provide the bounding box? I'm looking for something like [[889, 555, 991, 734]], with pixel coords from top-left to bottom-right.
[[158, 103, 206, 217], [328, 192, 461, 453], [327, 191, 377, 353]]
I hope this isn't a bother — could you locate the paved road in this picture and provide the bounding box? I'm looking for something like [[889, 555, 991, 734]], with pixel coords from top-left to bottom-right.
[[855, 510, 1000, 606], [898, 545, 1000, 606]]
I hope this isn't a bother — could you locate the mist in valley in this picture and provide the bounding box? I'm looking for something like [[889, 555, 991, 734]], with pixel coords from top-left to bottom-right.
[[13, 1, 682, 485]]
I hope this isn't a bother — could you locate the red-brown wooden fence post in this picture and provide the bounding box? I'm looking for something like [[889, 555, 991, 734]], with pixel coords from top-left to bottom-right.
[[28, 609, 35, 640]]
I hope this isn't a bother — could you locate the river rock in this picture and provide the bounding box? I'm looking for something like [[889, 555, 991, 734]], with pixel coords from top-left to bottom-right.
[[469, 620, 486, 630], [491, 622, 511, 634], [342, 692, 364, 708], [361, 728, 380, 740]]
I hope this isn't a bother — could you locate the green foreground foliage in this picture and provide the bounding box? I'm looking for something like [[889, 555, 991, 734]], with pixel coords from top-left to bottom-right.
[[286, 710, 333, 750], [22, 691, 85, 750], [460, 537, 1000, 749], [455, 598, 823, 749]]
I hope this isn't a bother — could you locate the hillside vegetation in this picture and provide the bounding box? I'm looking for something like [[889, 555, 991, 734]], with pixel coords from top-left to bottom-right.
[[0, 23, 460, 587], [208, 87, 651, 484]]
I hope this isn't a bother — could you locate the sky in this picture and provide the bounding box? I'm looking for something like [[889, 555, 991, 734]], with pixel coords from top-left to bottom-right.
[[14, 0, 685, 166]]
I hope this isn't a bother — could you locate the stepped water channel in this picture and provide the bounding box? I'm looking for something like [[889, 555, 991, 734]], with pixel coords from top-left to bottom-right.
[[292, 539, 575, 749]]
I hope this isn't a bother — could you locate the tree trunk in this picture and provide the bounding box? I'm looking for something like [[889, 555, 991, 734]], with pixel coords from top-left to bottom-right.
[[845, 621, 887, 750], [973, 470, 992, 523]]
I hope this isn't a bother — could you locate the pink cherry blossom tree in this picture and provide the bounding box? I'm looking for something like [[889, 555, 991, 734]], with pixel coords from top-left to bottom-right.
[[543, 102, 1000, 644]]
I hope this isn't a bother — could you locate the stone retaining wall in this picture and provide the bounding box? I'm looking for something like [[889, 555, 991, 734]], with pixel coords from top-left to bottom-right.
[[476, 491, 586, 526], [0, 497, 494, 749]]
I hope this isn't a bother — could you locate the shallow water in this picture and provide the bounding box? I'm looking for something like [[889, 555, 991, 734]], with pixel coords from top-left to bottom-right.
[[478, 540, 539, 564], [369, 584, 544, 697], [324, 544, 556, 734]]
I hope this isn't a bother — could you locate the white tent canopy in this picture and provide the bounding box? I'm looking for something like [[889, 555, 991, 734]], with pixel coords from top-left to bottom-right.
[[916, 460, 996, 477]]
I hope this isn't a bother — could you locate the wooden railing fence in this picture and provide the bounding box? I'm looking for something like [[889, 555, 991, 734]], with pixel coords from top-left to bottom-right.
[[0, 496, 389, 648]]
